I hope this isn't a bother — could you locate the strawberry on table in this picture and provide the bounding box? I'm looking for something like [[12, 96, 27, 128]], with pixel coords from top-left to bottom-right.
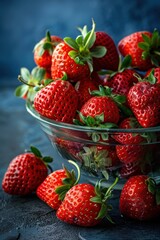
[[33, 31, 62, 70], [37, 162, 80, 210], [118, 29, 160, 71], [120, 175, 160, 220], [33, 79, 78, 123], [2, 146, 53, 195], [56, 177, 118, 226]]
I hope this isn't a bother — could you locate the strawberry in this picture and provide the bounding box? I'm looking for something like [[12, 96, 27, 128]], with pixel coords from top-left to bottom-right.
[[78, 86, 121, 127], [119, 161, 143, 179], [33, 31, 62, 70], [127, 75, 160, 127], [145, 67, 160, 84], [104, 55, 139, 97], [51, 20, 107, 82], [75, 78, 98, 109], [91, 31, 119, 71], [36, 162, 79, 210], [116, 144, 145, 164], [119, 175, 160, 220], [118, 29, 160, 71], [2, 146, 52, 195], [33, 79, 78, 123], [55, 137, 84, 161], [113, 117, 146, 144], [56, 178, 118, 226]]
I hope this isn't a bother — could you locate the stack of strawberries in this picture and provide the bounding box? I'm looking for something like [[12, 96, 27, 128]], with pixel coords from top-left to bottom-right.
[[2, 20, 160, 226]]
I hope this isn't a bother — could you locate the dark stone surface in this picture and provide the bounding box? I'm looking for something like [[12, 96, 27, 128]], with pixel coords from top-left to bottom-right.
[[0, 88, 160, 239]]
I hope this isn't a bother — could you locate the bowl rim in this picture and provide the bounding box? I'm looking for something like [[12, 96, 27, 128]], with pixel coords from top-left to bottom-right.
[[26, 100, 160, 133]]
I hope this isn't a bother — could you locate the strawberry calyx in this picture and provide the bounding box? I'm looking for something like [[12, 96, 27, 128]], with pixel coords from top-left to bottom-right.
[[138, 29, 160, 67], [98, 55, 132, 78], [27, 146, 53, 171], [134, 69, 157, 85], [64, 19, 107, 73], [15, 67, 53, 101], [91, 85, 133, 117], [90, 177, 119, 223], [79, 146, 113, 179], [55, 160, 81, 201], [33, 31, 55, 56], [146, 177, 160, 205]]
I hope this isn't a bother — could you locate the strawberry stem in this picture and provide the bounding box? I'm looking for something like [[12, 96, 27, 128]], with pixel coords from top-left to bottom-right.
[[18, 75, 35, 87], [68, 160, 81, 185], [83, 19, 96, 50]]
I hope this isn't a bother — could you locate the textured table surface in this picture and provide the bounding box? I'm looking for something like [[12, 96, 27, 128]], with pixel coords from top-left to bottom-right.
[[0, 88, 160, 240]]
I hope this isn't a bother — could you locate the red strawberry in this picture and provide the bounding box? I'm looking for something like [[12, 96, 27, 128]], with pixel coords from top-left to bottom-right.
[[120, 175, 160, 220], [92, 31, 119, 71], [56, 178, 118, 226], [113, 117, 145, 144], [2, 146, 52, 195], [36, 163, 79, 210], [51, 20, 107, 82], [119, 161, 142, 179], [78, 86, 121, 127], [127, 79, 160, 127], [75, 78, 98, 109], [145, 67, 160, 84], [106, 69, 138, 96], [34, 79, 78, 123], [118, 30, 160, 71], [34, 31, 62, 70], [116, 144, 145, 164], [51, 42, 90, 82], [55, 137, 84, 161]]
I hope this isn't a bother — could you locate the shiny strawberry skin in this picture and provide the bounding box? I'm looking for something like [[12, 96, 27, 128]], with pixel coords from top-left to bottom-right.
[[116, 144, 145, 164], [120, 175, 160, 220], [36, 169, 67, 210], [118, 31, 153, 71], [145, 67, 160, 84], [75, 78, 98, 110], [56, 183, 102, 226], [34, 80, 78, 123], [34, 36, 62, 70], [80, 96, 120, 124], [92, 31, 119, 71], [106, 69, 138, 96], [113, 117, 145, 144], [51, 42, 90, 82], [2, 153, 48, 195], [127, 81, 160, 127], [119, 161, 142, 179]]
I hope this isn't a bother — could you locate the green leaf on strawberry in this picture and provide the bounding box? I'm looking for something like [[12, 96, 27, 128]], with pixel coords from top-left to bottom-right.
[[64, 19, 107, 73]]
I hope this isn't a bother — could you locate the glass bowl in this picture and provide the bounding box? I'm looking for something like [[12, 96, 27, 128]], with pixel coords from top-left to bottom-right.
[[26, 101, 160, 190]]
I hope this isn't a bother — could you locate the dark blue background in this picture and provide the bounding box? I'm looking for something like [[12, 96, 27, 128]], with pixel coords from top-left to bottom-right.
[[1, 0, 160, 87]]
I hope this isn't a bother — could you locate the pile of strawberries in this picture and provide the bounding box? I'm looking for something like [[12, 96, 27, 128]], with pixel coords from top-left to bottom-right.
[[3, 20, 160, 225]]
